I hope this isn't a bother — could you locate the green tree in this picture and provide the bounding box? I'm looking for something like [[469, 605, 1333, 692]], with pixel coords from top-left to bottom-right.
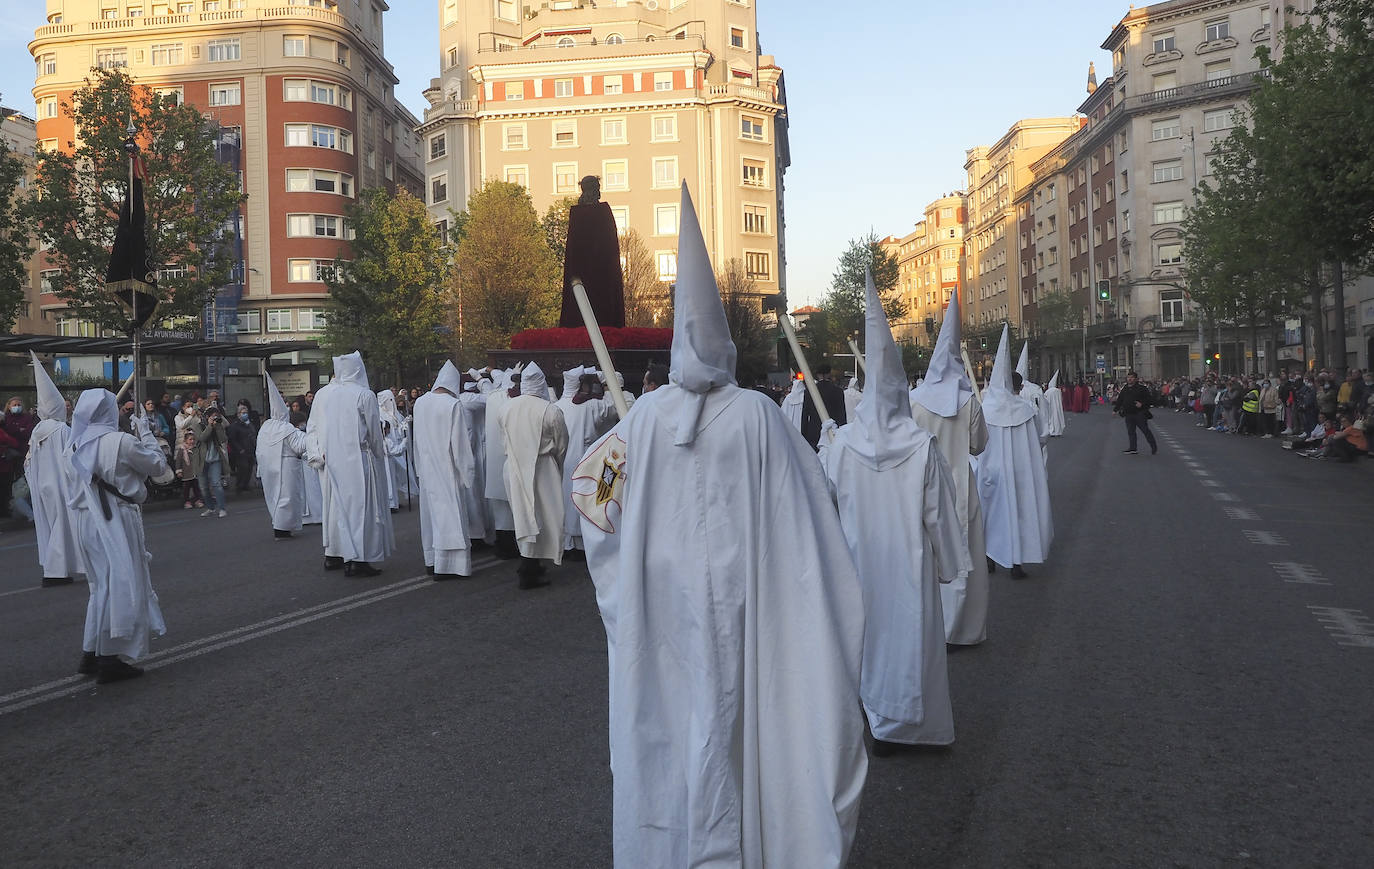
[[819, 232, 906, 357], [322, 188, 451, 386], [717, 258, 772, 384], [28, 68, 244, 332], [452, 180, 561, 367], [0, 130, 32, 332], [621, 228, 668, 327], [541, 196, 576, 265]]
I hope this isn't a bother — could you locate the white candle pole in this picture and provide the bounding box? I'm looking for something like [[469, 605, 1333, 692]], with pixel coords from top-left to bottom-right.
[[778, 311, 833, 440], [847, 338, 867, 374], [571, 279, 631, 419], [960, 344, 982, 402]]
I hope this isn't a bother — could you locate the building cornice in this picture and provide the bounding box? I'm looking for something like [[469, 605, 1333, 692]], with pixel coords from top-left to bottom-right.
[[470, 49, 712, 81]]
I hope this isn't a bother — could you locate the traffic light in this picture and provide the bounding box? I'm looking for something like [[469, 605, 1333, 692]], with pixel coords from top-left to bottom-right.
[[1097, 280, 1111, 301], [979, 335, 988, 350], [1204, 346, 1217, 366]]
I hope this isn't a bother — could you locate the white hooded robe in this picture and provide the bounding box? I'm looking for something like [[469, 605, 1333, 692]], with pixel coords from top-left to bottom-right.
[[484, 371, 517, 532], [1044, 370, 1067, 437], [821, 271, 970, 745], [780, 378, 805, 431], [457, 383, 490, 541], [414, 362, 475, 575], [574, 184, 867, 868], [556, 365, 616, 551], [306, 352, 394, 564], [257, 375, 308, 533], [499, 363, 568, 562], [26, 353, 84, 580], [1016, 343, 1049, 465]]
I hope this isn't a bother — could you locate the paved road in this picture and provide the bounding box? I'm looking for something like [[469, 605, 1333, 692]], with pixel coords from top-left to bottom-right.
[[2, 409, 1371, 867]]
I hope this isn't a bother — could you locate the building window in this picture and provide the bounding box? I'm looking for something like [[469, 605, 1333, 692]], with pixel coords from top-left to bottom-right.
[[554, 78, 574, 98], [207, 38, 240, 62], [743, 203, 768, 234], [150, 43, 184, 66], [233, 309, 261, 335], [1152, 71, 1177, 92], [552, 119, 577, 147], [496, 0, 517, 21], [554, 163, 578, 194], [656, 251, 677, 281], [1205, 18, 1230, 41], [503, 123, 526, 150], [313, 215, 340, 238], [431, 174, 448, 204], [209, 82, 241, 106], [1151, 117, 1181, 141], [310, 81, 337, 105], [1158, 243, 1183, 266], [284, 36, 306, 56], [1152, 160, 1183, 183], [1152, 31, 1175, 53], [602, 118, 626, 145], [266, 308, 294, 331], [505, 165, 528, 188], [1205, 61, 1232, 83], [36, 53, 56, 76], [96, 47, 128, 69], [603, 76, 622, 95], [298, 308, 328, 332], [610, 205, 628, 234], [603, 159, 628, 191], [730, 27, 746, 49], [741, 158, 767, 188], [39, 97, 57, 119], [1203, 107, 1236, 132], [744, 251, 771, 280], [654, 204, 678, 236], [652, 115, 677, 142], [1160, 290, 1185, 324], [653, 72, 673, 91], [652, 157, 678, 189], [1153, 201, 1184, 224], [740, 114, 764, 141], [430, 133, 447, 160], [605, 33, 624, 45], [504, 81, 523, 101], [153, 86, 184, 105]]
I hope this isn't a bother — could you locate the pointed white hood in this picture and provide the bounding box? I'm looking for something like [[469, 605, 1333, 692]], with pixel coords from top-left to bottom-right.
[[847, 268, 930, 468], [31, 352, 65, 422], [560, 365, 585, 401], [981, 325, 1036, 427], [266, 374, 289, 423], [260, 373, 299, 449], [334, 351, 370, 389], [433, 360, 462, 394], [1048, 370, 1060, 390], [378, 389, 401, 428], [911, 290, 973, 418], [669, 182, 737, 445], [1016, 341, 1030, 380], [520, 362, 550, 399]]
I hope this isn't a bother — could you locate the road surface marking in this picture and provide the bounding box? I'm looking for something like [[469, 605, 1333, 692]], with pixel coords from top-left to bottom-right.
[[1211, 492, 1238, 502], [1270, 562, 1330, 586], [1242, 530, 1288, 546], [1224, 507, 1260, 521], [1307, 607, 1374, 648], [1200, 480, 1220, 487]]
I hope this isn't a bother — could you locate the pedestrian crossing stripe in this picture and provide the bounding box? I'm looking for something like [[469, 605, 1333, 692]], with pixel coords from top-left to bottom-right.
[[1307, 606, 1374, 648], [1224, 507, 1259, 521], [1242, 529, 1288, 546], [1270, 562, 1330, 585]]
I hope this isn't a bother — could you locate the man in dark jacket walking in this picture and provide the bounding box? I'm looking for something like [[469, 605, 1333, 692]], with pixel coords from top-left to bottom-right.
[[800, 364, 847, 451], [1113, 371, 1157, 455]]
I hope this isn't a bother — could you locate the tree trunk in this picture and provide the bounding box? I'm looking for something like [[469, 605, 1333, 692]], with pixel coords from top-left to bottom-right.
[[1331, 260, 1347, 374], [1309, 267, 1325, 372]]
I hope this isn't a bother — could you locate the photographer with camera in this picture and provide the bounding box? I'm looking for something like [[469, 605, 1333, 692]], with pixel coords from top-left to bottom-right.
[[194, 405, 230, 517]]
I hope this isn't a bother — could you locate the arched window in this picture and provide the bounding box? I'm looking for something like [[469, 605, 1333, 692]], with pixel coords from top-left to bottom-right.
[[605, 33, 624, 45], [557, 36, 576, 48]]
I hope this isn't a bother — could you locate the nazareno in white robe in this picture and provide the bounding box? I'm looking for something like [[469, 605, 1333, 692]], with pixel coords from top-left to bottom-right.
[[575, 183, 867, 869], [1043, 371, 1067, 437], [378, 390, 412, 510], [780, 379, 805, 431], [302, 458, 324, 525], [821, 269, 970, 745], [414, 363, 475, 575], [499, 364, 568, 562], [556, 367, 616, 551], [70, 391, 168, 660], [27, 353, 83, 580], [484, 374, 517, 532], [978, 326, 1053, 568], [257, 380, 308, 534], [306, 353, 394, 564], [457, 388, 490, 541]]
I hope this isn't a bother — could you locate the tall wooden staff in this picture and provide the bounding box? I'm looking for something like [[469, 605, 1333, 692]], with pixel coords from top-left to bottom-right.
[[778, 312, 835, 443], [571, 279, 630, 419]]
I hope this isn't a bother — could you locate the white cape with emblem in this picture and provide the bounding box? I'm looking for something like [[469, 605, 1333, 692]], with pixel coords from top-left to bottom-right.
[[414, 362, 475, 575], [573, 183, 866, 868]]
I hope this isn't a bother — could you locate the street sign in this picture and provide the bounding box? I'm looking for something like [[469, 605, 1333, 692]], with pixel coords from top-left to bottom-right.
[[1189, 353, 1202, 360], [1095, 355, 1106, 372]]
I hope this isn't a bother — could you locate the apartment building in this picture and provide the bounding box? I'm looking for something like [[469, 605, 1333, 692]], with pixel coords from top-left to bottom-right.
[[885, 192, 966, 346], [963, 118, 1083, 335], [420, 0, 790, 297], [28, 0, 418, 354], [1, 108, 44, 336]]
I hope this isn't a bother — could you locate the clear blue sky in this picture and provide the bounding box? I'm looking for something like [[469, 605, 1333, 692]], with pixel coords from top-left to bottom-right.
[[2, 0, 1122, 304]]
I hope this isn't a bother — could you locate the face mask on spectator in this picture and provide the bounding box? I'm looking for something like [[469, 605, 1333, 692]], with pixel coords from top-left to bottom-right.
[[238, 412, 249, 422]]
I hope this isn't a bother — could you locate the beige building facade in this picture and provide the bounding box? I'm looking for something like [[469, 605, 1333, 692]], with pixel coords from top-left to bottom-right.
[[885, 192, 966, 346], [27, 0, 417, 351], [420, 0, 790, 297]]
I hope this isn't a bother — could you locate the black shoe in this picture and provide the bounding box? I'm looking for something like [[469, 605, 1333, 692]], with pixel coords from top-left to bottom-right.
[[1122, 449, 1138, 454], [986, 557, 996, 574], [469, 539, 491, 552], [324, 556, 345, 571], [273, 529, 292, 539], [433, 572, 468, 581], [344, 561, 382, 577], [426, 565, 436, 575], [78, 651, 97, 675], [1011, 565, 1028, 579], [872, 740, 901, 758], [42, 576, 75, 587], [1151, 446, 1158, 455], [563, 548, 587, 562], [95, 656, 144, 684]]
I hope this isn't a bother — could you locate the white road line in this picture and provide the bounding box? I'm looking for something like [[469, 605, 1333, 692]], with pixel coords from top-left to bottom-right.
[[0, 557, 499, 717], [1270, 562, 1330, 586], [1307, 606, 1374, 648], [1242, 529, 1288, 546], [1200, 480, 1221, 487], [1224, 507, 1260, 520], [1211, 492, 1239, 502], [0, 586, 44, 599]]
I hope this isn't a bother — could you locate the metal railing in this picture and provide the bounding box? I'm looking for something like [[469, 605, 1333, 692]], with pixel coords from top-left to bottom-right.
[[1126, 70, 1269, 112]]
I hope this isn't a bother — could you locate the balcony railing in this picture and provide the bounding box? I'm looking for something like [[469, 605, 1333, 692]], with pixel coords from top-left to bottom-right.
[[1126, 70, 1269, 112], [33, 6, 351, 43]]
